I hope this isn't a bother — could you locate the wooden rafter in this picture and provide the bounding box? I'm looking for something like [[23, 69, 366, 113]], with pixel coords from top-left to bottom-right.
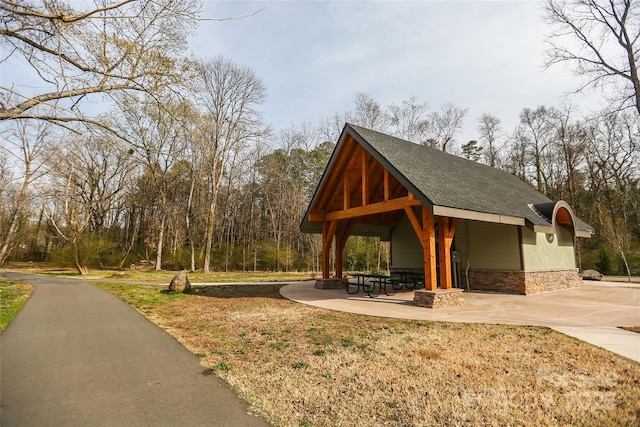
[[343, 173, 350, 210], [384, 169, 389, 201], [361, 148, 367, 206]]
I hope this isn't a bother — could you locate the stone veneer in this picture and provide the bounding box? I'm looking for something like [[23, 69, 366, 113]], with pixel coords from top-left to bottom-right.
[[414, 288, 465, 308], [314, 278, 346, 289], [468, 268, 582, 295]]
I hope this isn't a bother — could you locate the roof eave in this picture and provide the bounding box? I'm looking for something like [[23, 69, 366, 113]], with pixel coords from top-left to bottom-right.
[[432, 206, 525, 226]]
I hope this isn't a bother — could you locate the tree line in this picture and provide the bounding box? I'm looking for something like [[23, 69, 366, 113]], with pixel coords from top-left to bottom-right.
[[0, 0, 638, 277]]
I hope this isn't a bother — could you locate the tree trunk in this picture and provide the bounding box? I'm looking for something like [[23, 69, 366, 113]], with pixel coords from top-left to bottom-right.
[[73, 241, 89, 276], [0, 173, 31, 264], [118, 213, 139, 270], [203, 198, 216, 274], [155, 215, 165, 271], [0, 214, 20, 264]]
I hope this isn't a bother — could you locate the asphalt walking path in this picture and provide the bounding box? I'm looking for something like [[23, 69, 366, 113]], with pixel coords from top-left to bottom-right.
[[0, 272, 270, 427]]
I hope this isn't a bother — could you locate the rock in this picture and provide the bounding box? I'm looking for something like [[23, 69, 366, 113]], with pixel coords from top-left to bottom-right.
[[129, 260, 156, 271], [169, 273, 191, 292], [581, 269, 603, 281]]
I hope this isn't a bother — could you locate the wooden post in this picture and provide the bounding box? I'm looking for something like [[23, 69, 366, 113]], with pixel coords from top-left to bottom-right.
[[423, 207, 437, 291], [335, 233, 345, 279], [403, 205, 437, 291], [334, 221, 355, 279], [321, 221, 331, 279], [437, 217, 458, 289], [322, 221, 339, 278]]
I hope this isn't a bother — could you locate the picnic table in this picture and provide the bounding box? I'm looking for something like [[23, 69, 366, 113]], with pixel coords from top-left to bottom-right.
[[347, 273, 400, 298], [394, 271, 424, 290]]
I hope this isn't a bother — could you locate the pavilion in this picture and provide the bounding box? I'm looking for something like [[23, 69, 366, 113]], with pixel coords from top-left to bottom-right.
[[300, 123, 593, 308]]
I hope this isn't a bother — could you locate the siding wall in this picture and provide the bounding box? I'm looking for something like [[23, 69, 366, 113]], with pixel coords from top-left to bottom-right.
[[455, 220, 522, 271], [390, 213, 423, 268], [521, 224, 576, 270], [391, 216, 575, 273]]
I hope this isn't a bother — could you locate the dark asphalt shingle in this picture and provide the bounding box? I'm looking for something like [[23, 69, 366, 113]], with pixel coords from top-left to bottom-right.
[[344, 124, 592, 234]]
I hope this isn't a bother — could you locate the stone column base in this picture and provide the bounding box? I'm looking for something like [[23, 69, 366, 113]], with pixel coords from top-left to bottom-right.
[[314, 278, 345, 289], [414, 288, 465, 308]]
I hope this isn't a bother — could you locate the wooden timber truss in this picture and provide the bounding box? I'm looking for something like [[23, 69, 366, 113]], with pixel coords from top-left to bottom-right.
[[307, 132, 458, 291]]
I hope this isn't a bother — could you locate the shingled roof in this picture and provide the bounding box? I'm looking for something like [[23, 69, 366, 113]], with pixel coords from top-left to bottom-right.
[[301, 123, 593, 237]]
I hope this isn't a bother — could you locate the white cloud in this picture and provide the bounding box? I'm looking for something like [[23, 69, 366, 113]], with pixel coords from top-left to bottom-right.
[[193, 1, 605, 142]]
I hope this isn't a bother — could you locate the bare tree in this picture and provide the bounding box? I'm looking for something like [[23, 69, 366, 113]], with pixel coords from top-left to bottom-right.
[[0, 0, 200, 131], [427, 103, 468, 153], [477, 113, 503, 167], [388, 96, 431, 143], [352, 92, 390, 132], [0, 118, 52, 263], [44, 132, 133, 273], [584, 111, 638, 280], [503, 129, 528, 183], [544, 0, 640, 115], [195, 56, 268, 274], [548, 104, 588, 206], [517, 106, 556, 193], [116, 93, 190, 270], [318, 111, 353, 143]]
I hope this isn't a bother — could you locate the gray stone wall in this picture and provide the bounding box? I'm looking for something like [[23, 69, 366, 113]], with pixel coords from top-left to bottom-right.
[[314, 278, 345, 289], [468, 269, 582, 295], [522, 269, 582, 294], [414, 288, 465, 308]]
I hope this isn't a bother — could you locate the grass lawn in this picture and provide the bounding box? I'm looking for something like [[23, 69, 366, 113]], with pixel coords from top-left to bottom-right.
[[95, 281, 640, 427], [0, 278, 33, 333], [3, 263, 312, 284]]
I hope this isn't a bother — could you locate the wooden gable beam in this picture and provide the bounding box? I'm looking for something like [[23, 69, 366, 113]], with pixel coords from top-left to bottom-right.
[[323, 196, 422, 221]]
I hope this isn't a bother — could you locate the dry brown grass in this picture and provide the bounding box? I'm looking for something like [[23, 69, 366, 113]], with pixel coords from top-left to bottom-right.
[[96, 282, 640, 427], [2, 263, 312, 283]]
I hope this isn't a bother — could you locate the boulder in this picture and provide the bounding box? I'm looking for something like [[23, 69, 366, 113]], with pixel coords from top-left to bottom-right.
[[130, 260, 156, 271], [581, 269, 603, 281], [169, 272, 191, 293]]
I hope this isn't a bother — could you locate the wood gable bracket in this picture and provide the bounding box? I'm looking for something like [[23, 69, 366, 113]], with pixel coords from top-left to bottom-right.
[[313, 132, 458, 289]]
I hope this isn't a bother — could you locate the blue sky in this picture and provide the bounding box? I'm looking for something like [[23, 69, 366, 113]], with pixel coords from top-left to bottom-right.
[[193, 0, 601, 144]]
